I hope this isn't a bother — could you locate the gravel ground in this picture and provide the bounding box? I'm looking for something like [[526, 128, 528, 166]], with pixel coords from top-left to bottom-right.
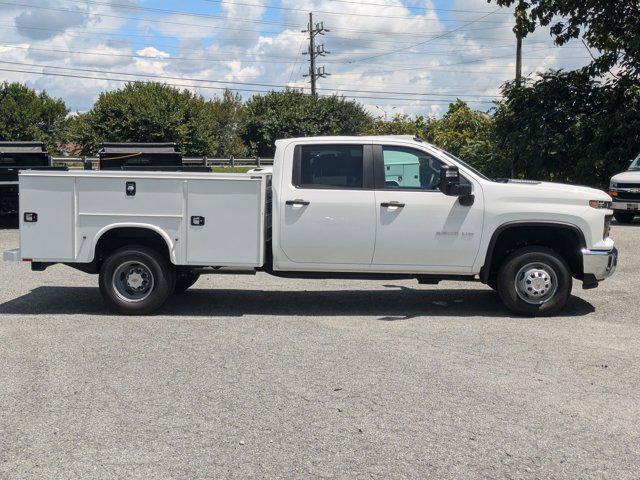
[[0, 223, 638, 479]]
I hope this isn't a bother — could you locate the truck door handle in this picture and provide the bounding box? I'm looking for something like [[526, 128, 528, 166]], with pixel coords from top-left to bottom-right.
[[381, 202, 405, 208], [286, 199, 310, 206]]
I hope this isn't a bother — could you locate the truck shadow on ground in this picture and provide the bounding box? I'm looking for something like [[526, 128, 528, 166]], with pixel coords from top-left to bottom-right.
[[0, 285, 595, 319]]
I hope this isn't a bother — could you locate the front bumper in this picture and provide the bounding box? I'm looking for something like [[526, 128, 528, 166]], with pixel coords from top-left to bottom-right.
[[582, 247, 618, 285], [612, 200, 640, 211]]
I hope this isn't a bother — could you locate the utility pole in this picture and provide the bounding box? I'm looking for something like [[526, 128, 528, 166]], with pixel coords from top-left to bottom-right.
[[302, 12, 330, 96], [515, 34, 523, 88], [512, 0, 525, 178], [514, 0, 525, 88]]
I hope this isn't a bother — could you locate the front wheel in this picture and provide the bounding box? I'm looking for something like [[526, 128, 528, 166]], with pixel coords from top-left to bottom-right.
[[497, 246, 572, 316], [613, 212, 636, 224], [99, 246, 175, 315]]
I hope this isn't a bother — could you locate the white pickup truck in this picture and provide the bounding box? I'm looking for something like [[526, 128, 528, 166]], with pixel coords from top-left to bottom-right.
[[609, 153, 640, 223], [3, 136, 618, 316]]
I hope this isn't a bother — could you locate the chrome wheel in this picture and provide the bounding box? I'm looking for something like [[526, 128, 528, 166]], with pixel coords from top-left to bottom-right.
[[514, 262, 558, 305], [112, 261, 155, 303]]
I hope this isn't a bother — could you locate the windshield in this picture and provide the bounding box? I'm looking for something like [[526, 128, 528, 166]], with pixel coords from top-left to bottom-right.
[[630, 154, 640, 171], [430, 145, 494, 182]]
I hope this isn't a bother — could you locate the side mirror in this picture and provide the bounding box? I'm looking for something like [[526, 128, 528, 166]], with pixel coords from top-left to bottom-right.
[[440, 165, 463, 196], [440, 165, 474, 205]]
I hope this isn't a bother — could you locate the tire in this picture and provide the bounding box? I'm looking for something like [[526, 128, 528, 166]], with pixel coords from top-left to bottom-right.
[[613, 212, 636, 224], [174, 270, 200, 294], [99, 245, 175, 315], [496, 246, 572, 317], [487, 278, 498, 291]]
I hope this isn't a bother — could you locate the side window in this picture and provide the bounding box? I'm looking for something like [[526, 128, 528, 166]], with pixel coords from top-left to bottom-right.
[[296, 145, 364, 189], [382, 146, 443, 190]]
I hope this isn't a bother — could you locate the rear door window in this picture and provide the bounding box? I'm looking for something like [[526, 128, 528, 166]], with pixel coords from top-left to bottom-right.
[[295, 145, 365, 189]]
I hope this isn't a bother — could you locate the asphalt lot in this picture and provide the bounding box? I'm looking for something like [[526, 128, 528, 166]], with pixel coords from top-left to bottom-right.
[[0, 224, 638, 479]]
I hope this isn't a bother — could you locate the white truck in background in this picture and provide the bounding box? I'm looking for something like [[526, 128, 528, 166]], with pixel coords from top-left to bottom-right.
[[3, 136, 618, 316], [609, 153, 640, 223]]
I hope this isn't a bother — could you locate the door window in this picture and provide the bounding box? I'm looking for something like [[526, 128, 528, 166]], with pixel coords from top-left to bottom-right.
[[382, 146, 443, 190], [295, 145, 364, 189]]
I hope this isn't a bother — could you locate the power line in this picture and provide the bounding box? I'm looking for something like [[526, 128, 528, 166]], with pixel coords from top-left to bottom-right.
[[72, 0, 513, 23], [198, 0, 514, 16], [0, 1, 292, 36], [349, 8, 502, 63], [60, 0, 303, 29], [0, 41, 590, 75], [2, 0, 512, 38], [0, 60, 501, 99], [0, 66, 497, 105], [4, 21, 520, 46], [0, 43, 303, 65]]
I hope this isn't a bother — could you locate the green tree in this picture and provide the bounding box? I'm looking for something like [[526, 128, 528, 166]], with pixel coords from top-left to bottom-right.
[[68, 82, 242, 156], [365, 114, 431, 138], [240, 90, 373, 156], [487, 0, 640, 79], [208, 90, 247, 158], [493, 71, 640, 186], [0, 82, 68, 153], [425, 100, 501, 175]]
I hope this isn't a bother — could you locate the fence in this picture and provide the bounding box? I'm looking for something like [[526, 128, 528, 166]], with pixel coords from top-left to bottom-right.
[[52, 156, 274, 169]]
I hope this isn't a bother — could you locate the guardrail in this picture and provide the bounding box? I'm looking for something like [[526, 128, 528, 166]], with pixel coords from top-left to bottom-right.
[[51, 156, 274, 169]]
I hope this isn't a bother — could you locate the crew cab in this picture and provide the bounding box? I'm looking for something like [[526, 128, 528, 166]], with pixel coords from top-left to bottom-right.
[[3, 136, 618, 316], [609, 153, 640, 224]]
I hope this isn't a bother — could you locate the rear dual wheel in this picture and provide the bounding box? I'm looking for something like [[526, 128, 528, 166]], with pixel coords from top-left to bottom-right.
[[496, 246, 572, 316], [99, 246, 175, 315]]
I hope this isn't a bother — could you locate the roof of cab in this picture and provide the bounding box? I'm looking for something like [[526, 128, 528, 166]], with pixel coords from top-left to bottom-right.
[[279, 135, 424, 143]]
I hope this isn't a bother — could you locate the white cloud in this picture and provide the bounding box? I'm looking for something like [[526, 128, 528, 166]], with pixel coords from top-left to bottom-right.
[[0, 0, 593, 114]]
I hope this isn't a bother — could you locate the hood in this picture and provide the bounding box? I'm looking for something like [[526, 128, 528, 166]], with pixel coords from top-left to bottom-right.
[[537, 181, 609, 199], [611, 170, 640, 184], [499, 179, 611, 202]]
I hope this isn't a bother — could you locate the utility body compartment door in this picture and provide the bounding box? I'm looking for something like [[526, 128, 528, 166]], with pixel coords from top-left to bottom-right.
[[19, 174, 75, 261], [185, 177, 265, 266]]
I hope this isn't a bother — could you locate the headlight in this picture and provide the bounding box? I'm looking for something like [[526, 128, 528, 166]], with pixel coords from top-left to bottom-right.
[[589, 200, 612, 209], [610, 182, 618, 190]]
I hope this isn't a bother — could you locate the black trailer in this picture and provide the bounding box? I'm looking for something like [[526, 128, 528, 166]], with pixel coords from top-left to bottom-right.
[[98, 143, 209, 172], [0, 142, 66, 217]]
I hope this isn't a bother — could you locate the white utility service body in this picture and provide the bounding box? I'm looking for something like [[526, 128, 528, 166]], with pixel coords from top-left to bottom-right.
[[14, 170, 268, 268], [4, 136, 618, 316]]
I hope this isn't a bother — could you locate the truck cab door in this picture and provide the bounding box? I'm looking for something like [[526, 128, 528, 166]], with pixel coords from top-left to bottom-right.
[[277, 143, 376, 267], [371, 144, 484, 271]]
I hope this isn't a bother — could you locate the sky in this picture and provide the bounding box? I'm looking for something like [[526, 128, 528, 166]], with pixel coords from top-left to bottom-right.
[[0, 0, 594, 116]]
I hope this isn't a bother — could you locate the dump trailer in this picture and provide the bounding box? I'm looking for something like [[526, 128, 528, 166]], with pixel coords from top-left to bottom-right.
[[0, 141, 66, 217], [98, 142, 209, 172]]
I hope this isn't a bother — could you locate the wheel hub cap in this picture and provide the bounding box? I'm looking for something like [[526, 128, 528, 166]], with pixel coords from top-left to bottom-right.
[[515, 263, 558, 305], [112, 261, 154, 303]]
